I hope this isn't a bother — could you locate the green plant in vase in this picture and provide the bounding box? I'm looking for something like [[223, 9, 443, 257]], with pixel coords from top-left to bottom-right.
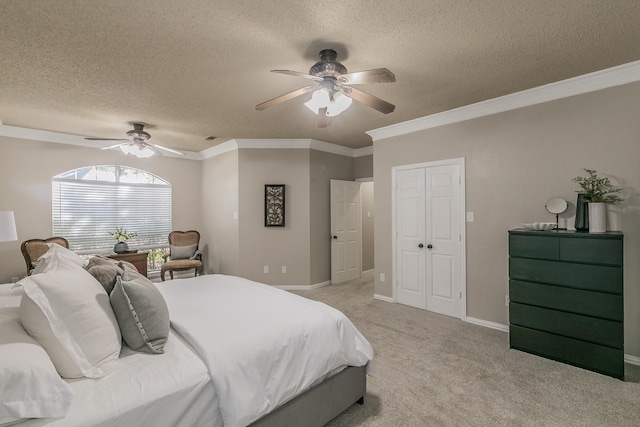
[[110, 227, 138, 253], [572, 168, 622, 204], [572, 168, 622, 233]]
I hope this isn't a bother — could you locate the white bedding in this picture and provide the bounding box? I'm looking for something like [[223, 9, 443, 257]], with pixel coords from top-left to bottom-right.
[[2, 273, 373, 427], [17, 331, 218, 427], [156, 274, 374, 427], [0, 284, 218, 427]]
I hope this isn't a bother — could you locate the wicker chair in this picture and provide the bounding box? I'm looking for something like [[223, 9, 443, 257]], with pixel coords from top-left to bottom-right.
[[21, 237, 69, 275], [160, 230, 203, 281]]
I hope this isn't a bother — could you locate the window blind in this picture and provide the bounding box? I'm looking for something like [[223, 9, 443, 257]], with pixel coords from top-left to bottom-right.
[[52, 179, 171, 254]]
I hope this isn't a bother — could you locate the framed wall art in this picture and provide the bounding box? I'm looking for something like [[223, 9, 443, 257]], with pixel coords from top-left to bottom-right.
[[265, 184, 285, 227]]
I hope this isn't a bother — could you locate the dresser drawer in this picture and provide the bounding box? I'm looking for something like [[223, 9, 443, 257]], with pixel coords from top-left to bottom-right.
[[559, 237, 623, 266], [509, 302, 622, 349], [509, 325, 624, 379], [509, 280, 622, 321], [509, 234, 558, 260], [509, 257, 622, 294]]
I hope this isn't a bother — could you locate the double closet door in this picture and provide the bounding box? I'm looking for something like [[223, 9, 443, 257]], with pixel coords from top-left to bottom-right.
[[395, 160, 464, 319]]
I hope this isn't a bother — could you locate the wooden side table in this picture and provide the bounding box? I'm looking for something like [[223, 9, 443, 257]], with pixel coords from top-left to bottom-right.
[[108, 251, 149, 277]]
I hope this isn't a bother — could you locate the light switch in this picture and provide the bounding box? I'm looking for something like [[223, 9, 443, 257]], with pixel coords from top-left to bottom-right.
[[466, 212, 474, 222]]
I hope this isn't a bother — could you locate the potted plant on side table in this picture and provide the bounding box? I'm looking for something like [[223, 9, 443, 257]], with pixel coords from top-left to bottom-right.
[[110, 227, 138, 253], [572, 168, 622, 233]]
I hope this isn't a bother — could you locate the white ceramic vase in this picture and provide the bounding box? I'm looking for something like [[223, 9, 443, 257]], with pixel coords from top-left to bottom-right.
[[588, 202, 607, 233]]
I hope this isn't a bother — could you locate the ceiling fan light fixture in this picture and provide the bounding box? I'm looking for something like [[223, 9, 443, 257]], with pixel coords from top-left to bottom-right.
[[304, 88, 352, 117], [326, 91, 352, 117], [120, 143, 155, 158], [304, 89, 331, 114]]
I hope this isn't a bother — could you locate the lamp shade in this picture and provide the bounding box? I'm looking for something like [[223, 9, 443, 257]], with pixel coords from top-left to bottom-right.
[[0, 211, 18, 242]]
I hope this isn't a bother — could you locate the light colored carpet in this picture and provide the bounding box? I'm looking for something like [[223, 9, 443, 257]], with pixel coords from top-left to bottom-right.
[[294, 272, 640, 426]]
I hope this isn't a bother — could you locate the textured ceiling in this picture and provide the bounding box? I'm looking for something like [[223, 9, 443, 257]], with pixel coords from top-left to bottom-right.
[[1, 0, 640, 152]]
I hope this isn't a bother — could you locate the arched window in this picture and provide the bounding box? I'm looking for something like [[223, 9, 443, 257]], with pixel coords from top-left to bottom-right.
[[52, 165, 171, 254]]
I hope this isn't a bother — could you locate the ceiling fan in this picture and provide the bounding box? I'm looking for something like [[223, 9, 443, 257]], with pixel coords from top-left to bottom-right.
[[256, 49, 396, 128], [85, 123, 184, 158]]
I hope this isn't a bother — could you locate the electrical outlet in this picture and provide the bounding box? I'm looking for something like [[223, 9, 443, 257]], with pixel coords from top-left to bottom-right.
[[505, 295, 510, 306], [281, 266, 287, 274], [466, 212, 474, 222], [263, 266, 269, 274], [379, 273, 385, 282]]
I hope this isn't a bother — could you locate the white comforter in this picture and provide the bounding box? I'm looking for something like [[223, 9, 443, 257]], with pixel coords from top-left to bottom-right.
[[156, 274, 373, 427]]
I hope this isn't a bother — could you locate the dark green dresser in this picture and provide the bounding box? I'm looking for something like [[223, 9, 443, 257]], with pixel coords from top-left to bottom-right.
[[508, 229, 624, 379]]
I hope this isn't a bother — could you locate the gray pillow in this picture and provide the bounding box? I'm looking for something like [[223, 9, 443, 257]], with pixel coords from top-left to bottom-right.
[[85, 257, 125, 294], [170, 244, 197, 260], [110, 269, 170, 354]]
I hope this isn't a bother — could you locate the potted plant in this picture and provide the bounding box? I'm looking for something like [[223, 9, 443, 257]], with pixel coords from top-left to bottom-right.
[[109, 227, 138, 253], [572, 168, 622, 233]]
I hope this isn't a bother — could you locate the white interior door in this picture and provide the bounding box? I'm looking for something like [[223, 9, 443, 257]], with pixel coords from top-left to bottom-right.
[[425, 164, 461, 317], [396, 168, 426, 309], [331, 180, 362, 284], [395, 160, 464, 318]]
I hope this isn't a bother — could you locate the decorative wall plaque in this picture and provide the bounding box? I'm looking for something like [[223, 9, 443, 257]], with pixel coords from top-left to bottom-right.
[[265, 184, 285, 227]]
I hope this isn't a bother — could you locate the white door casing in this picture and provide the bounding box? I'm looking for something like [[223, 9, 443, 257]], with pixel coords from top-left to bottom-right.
[[331, 180, 362, 284], [393, 158, 466, 319]]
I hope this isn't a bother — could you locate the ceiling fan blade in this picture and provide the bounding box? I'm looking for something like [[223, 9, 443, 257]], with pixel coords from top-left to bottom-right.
[[271, 70, 323, 82], [341, 86, 396, 114], [85, 137, 129, 141], [101, 142, 128, 150], [337, 68, 396, 85], [317, 107, 331, 128], [153, 144, 184, 155], [256, 85, 316, 110]]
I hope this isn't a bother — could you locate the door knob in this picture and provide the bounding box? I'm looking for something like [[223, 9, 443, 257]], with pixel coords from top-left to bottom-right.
[[418, 243, 424, 248], [427, 244, 433, 249], [332, 235, 338, 239]]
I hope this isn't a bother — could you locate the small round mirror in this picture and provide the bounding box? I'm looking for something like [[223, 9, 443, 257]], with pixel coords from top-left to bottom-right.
[[545, 197, 568, 215]]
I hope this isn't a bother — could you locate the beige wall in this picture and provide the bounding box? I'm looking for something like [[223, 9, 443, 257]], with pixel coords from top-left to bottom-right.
[[201, 150, 239, 275], [354, 154, 373, 179], [0, 136, 202, 282], [309, 150, 354, 284], [374, 82, 640, 356], [238, 149, 312, 285]]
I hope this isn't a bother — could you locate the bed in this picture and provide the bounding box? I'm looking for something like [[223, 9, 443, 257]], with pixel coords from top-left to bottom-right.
[[0, 247, 373, 427]]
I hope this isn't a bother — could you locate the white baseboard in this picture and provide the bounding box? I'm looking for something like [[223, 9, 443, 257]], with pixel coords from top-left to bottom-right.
[[625, 354, 640, 366], [277, 280, 331, 291], [465, 316, 509, 332], [373, 294, 395, 303]]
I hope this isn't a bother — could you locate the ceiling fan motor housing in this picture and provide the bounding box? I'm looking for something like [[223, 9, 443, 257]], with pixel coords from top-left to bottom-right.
[[126, 123, 151, 141], [309, 49, 347, 77]]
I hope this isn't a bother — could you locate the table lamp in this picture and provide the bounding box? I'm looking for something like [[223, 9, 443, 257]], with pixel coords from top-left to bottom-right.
[[0, 211, 18, 242]]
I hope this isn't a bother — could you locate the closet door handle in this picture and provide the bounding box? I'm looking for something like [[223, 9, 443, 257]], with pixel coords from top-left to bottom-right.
[[427, 244, 433, 249], [418, 243, 424, 248]]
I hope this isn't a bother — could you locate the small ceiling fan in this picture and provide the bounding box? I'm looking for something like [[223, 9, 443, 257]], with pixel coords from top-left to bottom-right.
[[256, 49, 396, 128], [85, 123, 184, 157]]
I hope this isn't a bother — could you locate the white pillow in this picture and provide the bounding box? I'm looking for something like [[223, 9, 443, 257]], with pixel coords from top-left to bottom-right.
[[32, 243, 86, 274], [0, 307, 73, 422], [18, 266, 122, 379]]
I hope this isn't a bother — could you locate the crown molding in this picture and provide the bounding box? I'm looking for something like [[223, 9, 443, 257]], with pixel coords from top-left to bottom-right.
[[354, 145, 373, 157], [0, 124, 371, 160], [199, 138, 369, 159], [367, 60, 640, 141]]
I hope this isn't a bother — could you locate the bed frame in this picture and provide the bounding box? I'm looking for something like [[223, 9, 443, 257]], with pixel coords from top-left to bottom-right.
[[250, 365, 366, 427]]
